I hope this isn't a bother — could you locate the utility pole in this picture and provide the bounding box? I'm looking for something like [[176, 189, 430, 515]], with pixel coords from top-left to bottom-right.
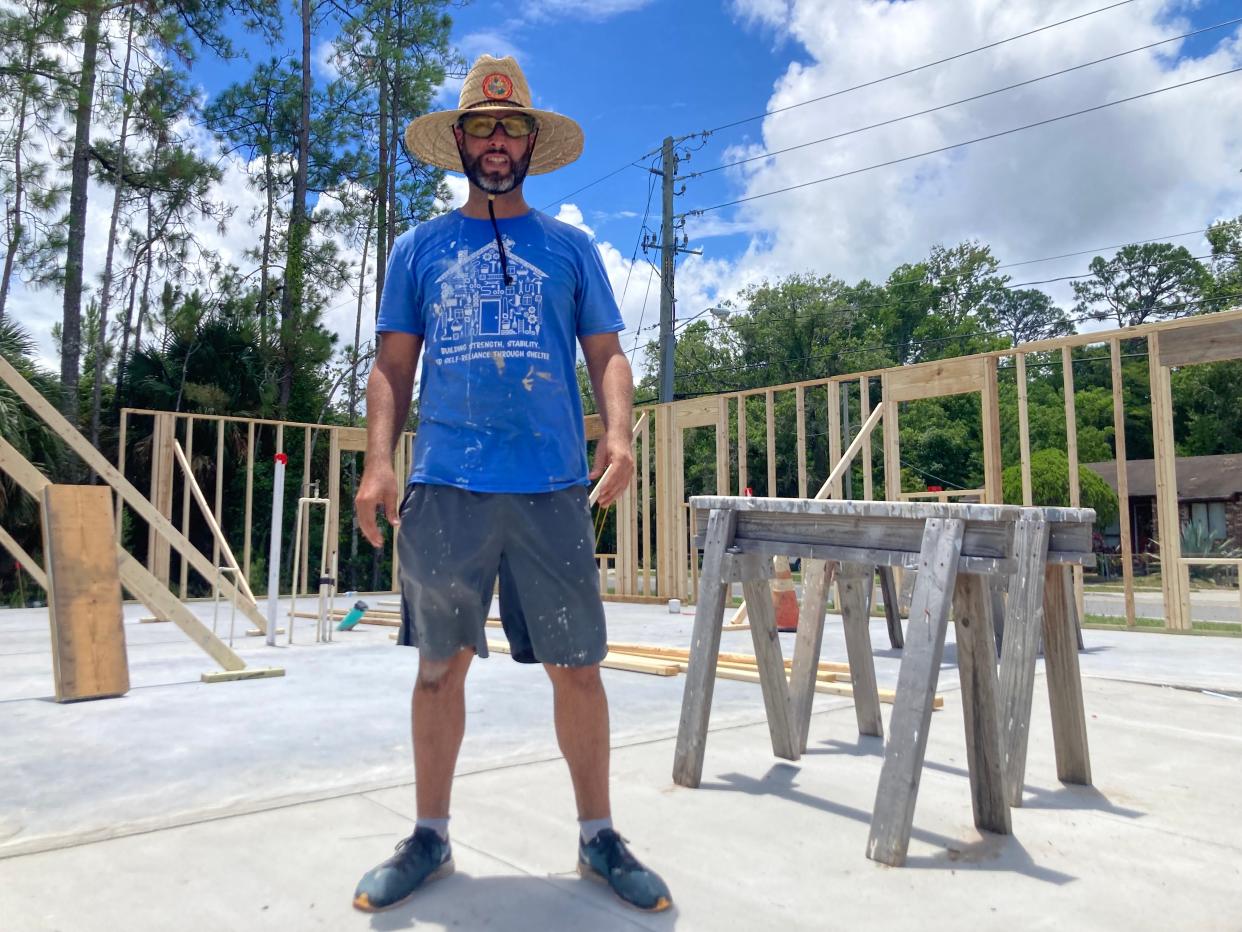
[[657, 137, 677, 404], [645, 135, 703, 404]]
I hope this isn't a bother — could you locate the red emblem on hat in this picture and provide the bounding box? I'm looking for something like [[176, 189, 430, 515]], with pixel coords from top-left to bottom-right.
[[482, 73, 514, 101]]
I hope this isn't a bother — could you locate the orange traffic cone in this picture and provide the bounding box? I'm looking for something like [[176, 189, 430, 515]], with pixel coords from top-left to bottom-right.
[[771, 555, 799, 632]]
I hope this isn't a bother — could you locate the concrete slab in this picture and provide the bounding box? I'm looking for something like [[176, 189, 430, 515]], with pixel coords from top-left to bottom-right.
[[2, 596, 1241, 930], [1, 676, 1239, 931]]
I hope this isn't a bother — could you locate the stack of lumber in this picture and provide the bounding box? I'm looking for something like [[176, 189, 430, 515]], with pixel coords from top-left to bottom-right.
[[602, 642, 940, 708]]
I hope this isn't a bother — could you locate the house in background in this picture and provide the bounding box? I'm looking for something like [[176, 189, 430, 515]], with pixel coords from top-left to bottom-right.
[[1085, 453, 1242, 554]]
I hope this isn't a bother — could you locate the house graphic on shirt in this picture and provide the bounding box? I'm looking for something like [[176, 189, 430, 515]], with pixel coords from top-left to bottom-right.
[[434, 236, 547, 344]]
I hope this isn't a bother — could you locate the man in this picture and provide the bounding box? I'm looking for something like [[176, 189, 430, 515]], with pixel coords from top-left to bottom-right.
[[351, 55, 671, 915]]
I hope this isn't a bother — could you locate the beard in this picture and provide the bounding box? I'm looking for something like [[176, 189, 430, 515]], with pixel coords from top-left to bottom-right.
[[458, 142, 534, 194]]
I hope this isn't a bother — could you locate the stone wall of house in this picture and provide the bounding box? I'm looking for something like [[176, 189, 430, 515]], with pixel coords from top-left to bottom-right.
[[1229, 495, 1242, 547]]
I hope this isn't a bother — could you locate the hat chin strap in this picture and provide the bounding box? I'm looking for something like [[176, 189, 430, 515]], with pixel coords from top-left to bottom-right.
[[487, 195, 514, 288]]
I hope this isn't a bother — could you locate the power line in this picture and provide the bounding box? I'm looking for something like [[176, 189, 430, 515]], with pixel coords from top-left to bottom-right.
[[685, 17, 1242, 181], [629, 263, 657, 364], [682, 67, 1242, 218], [664, 293, 1240, 384], [695, 0, 1140, 136], [537, 156, 653, 213], [634, 250, 1218, 339]]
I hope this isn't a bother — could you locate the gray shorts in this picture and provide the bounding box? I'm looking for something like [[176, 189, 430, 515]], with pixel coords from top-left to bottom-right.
[[396, 483, 608, 666]]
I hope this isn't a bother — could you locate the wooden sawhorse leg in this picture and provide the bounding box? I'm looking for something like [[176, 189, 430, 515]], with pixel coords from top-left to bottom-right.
[[877, 565, 904, 649], [673, 508, 738, 788], [738, 552, 799, 764], [839, 562, 883, 738], [790, 558, 836, 753], [998, 514, 1051, 806], [866, 518, 1012, 865], [1042, 564, 1092, 786]]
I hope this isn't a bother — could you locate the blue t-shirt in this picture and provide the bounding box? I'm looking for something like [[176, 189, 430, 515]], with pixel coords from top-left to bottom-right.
[[376, 208, 624, 493]]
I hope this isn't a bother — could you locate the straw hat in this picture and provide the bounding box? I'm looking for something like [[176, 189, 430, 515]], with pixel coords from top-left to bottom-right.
[[404, 55, 584, 176]]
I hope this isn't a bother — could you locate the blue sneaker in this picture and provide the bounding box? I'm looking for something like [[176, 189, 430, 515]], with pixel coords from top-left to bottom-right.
[[578, 828, 672, 912], [353, 826, 454, 912]]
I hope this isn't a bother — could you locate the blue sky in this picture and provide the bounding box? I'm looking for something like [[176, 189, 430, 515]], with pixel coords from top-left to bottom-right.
[[13, 1, 1242, 369]]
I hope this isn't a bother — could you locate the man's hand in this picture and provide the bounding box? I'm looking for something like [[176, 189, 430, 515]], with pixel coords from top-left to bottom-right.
[[355, 461, 400, 548], [589, 432, 634, 508]]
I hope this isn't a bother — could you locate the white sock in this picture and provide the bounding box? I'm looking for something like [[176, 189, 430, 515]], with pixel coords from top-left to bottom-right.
[[416, 817, 450, 842], [579, 817, 613, 844]]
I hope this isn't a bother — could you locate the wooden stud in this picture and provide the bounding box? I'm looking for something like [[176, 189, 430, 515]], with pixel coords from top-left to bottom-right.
[[1147, 333, 1190, 631], [1061, 346, 1085, 619], [795, 385, 807, 498], [213, 419, 225, 571], [243, 421, 255, 581], [642, 412, 651, 596], [737, 393, 748, 493], [859, 376, 873, 501], [738, 551, 800, 761], [41, 484, 130, 702], [179, 416, 194, 599], [950, 571, 1012, 836], [838, 562, 883, 738], [150, 412, 174, 588], [328, 427, 341, 601], [1015, 354, 1033, 507], [716, 397, 731, 497], [171, 440, 258, 607], [765, 389, 776, 496], [981, 357, 1003, 504], [867, 517, 964, 867], [827, 381, 842, 499], [673, 507, 739, 787], [300, 425, 311, 597], [881, 377, 901, 503], [1109, 339, 1136, 627], [115, 409, 127, 543]]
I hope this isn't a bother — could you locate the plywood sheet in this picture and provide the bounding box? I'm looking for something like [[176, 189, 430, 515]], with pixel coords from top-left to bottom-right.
[[41, 485, 129, 702]]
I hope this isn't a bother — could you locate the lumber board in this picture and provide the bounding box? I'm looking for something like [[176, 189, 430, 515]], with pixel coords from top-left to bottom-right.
[[1109, 339, 1136, 628], [885, 356, 985, 403], [201, 667, 286, 683], [41, 485, 130, 702], [1156, 315, 1242, 367], [485, 639, 679, 676], [172, 440, 257, 607]]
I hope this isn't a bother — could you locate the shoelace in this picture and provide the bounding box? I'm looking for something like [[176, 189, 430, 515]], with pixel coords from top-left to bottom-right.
[[487, 195, 514, 287]]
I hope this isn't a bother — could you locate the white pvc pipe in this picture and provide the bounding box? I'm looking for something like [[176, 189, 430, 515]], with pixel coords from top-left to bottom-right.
[[266, 453, 287, 646]]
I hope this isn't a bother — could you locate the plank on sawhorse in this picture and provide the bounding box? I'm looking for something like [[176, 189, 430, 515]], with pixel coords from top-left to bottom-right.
[[40, 485, 129, 702]]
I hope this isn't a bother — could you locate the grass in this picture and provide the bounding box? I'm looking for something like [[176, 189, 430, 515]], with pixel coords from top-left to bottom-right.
[[1082, 613, 1242, 637]]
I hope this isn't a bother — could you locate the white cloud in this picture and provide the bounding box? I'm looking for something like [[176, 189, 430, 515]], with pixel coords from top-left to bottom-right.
[[694, 0, 1242, 316], [521, 0, 654, 23], [313, 39, 342, 81]]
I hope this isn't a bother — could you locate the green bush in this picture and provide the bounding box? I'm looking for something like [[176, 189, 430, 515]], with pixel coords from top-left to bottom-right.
[[1002, 448, 1119, 527]]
